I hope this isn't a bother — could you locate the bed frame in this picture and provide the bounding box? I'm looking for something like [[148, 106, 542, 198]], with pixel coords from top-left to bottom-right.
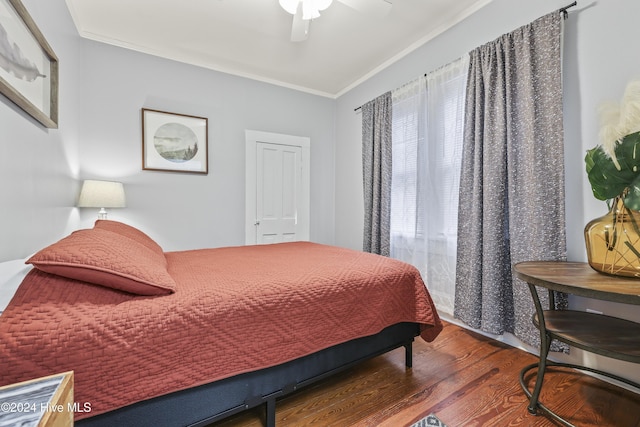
[[76, 322, 420, 427]]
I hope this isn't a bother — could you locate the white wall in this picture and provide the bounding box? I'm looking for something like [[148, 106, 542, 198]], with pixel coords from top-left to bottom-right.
[[335, 0, 640, 385], [0, 0, 336, 261], [75, 40, 336, 251], [0, 0, 82, 262]]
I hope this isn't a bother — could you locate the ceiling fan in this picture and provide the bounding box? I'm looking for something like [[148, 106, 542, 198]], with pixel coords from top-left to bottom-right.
[[279, 0, 392, 42]]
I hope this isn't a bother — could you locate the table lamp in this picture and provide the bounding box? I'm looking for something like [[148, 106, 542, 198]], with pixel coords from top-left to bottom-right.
[[77, 179, 126, 219]]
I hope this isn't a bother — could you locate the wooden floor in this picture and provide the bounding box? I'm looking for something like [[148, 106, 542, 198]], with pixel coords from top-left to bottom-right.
[[211, 322, 640, 427]]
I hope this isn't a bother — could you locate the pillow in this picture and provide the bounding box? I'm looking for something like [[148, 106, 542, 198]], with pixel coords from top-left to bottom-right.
[[94, 220, 164, 259], [27, 228, 176, 296]]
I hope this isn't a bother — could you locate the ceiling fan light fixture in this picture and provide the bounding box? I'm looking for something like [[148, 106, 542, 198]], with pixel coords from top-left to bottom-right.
[[279, 0, 300, 15], [302, 1, 320, 20], [314, 0, 333, 11], [280, 0, 333, 20]]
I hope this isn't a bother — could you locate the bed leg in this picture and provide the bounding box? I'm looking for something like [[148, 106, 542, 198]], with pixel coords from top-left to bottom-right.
[[265, 398, 276, 427], [404, 341, 413, 368]]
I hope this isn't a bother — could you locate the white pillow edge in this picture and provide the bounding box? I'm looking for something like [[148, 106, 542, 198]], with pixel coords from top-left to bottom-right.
[[0, 257, 34, 316]]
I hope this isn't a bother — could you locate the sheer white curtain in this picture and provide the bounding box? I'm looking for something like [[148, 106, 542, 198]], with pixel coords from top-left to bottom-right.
[[390, 56, 468, 315]]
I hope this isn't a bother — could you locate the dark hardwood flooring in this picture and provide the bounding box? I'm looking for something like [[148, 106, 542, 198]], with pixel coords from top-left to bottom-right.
[[211, 321, 640, 427]]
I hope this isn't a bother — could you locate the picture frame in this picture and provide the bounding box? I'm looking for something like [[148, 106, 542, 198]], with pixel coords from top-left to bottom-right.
[[142, 108, 208, 174], [0, 0, 58, 128]]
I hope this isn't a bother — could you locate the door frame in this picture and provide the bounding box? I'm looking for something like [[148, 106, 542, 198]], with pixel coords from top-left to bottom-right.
[[245, 130, 310, 245]]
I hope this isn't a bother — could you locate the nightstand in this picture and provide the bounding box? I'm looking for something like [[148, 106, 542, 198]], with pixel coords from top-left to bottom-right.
[[515, 262, 640, 426], [0, 371, 73, 427]]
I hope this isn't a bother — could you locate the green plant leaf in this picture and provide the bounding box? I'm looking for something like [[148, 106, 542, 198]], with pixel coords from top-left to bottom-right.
[[586, 131, 640, 203], [585, 147, 627, 200], [625, 175, 640, 210]]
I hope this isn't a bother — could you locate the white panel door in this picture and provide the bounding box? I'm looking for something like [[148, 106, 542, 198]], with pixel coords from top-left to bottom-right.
[[256, 142, 302, 244], [245, 130, 310, 245]]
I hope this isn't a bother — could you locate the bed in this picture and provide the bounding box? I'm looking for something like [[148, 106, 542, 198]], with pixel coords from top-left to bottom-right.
[[0, 220, 442, 426]]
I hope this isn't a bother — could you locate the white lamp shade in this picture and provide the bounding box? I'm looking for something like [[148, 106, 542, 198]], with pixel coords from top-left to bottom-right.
[[78, 180, 126, 208]]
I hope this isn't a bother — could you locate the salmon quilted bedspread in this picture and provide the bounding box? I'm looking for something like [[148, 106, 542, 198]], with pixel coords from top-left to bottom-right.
[[0, 242, 441, 420]]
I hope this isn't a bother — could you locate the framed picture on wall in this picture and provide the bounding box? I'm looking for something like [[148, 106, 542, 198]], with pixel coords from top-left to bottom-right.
[[142, 108, 209, 174], [0, 0, 58, 128]]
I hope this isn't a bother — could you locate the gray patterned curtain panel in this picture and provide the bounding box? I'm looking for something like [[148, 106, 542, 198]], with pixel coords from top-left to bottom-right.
[[362, 92, 392, 256], [454, 10, 567, 348]]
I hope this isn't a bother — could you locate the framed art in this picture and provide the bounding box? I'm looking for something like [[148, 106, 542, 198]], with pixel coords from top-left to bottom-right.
[[0, 0, 58, 128], [142, 108, 208, 174]]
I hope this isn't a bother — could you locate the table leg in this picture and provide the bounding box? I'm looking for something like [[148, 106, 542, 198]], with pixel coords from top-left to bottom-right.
[[527, 332, 551, 414]]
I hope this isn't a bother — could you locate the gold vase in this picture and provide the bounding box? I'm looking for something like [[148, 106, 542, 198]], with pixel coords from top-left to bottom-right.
[[584, 197, 640, 277]]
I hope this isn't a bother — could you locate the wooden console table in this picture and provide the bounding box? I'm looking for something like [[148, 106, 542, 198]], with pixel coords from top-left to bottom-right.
[[514, 261, 640, 427]]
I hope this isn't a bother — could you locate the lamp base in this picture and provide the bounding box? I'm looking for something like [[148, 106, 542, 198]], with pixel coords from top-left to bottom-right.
[[98, 208, 108, 220]]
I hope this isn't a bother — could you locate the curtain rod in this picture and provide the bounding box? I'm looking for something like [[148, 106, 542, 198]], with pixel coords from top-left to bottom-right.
[[355, 1, 577, 113], [560, 1, 577, 19]]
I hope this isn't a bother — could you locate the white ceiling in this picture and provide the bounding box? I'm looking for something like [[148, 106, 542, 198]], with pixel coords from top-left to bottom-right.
[[64, 0, 492, 98]]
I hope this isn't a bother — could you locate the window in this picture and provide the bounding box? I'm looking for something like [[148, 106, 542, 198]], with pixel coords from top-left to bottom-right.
[[390, 56, 468, 314]]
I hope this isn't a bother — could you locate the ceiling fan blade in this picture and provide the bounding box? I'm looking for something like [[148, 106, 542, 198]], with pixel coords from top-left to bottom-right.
[[337, 0, 392, 18], [290, 5, 310, 42]]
